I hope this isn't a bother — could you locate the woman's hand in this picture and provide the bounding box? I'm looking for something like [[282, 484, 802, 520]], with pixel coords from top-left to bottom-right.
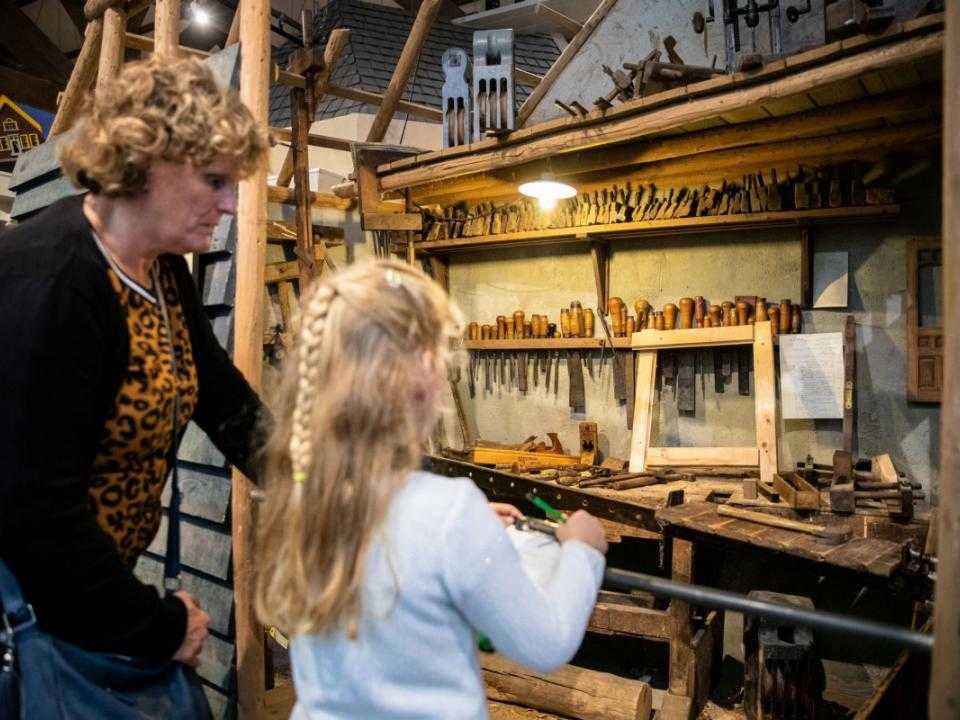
[[489, 502, 523, 527], [556, 510, 608, 554], [172, 590, 209, 667]]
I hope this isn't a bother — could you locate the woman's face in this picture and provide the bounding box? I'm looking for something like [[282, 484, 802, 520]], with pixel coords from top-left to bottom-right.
[[139, 158, 239, 255]]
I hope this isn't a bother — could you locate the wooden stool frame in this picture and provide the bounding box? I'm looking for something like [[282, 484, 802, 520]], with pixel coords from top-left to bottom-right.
[[629, 321, 778, 483]]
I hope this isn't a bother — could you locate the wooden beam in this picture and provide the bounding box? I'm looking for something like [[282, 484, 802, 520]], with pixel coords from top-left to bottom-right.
[[404, 84, 939, 199], [362, 212, 422, 231], [366, 0, 443, 142], [647, 447, 760, 467], [153, 0, 182, 57], [233, 0, 270, 711], [50, 17, 102, 136], [82, 0, 122, 20], [323, 83, 443, 122], [533, 4, 582, 39], [930, 1, 959, 716], [381, 31, 943, 191], [96, 5, 126, 95], [0, 0, 74, 84], [269, 126, 352, 152], [312, 27, 350, 96], [266, 185, 354, 209], [514, 67, 543, 88], [0, 64, 62, 112], [225, 2, 240, 46], [753, 320, 778, 483], [517, 0, 617, 127], [124, 32, 209, 59]]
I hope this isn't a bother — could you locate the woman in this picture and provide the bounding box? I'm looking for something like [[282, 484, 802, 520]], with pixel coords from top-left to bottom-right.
[[0, 56, 268, 667], [256, 260, 608, 719]]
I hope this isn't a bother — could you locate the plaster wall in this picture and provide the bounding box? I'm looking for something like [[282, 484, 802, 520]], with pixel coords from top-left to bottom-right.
[[524, 0, 727, 126], [446, 170, 942, 502]]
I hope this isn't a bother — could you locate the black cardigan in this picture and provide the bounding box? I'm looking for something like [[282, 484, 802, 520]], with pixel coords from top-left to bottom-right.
[[0, 195, 265, 659]]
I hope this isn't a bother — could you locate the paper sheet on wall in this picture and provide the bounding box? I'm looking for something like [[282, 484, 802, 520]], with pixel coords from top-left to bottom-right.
[[779, 333, 844, 419], [812, 251, 848, 308]]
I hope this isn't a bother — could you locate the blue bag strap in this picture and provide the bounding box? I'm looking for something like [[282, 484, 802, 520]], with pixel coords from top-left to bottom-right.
[[0, 559, 36, 634]]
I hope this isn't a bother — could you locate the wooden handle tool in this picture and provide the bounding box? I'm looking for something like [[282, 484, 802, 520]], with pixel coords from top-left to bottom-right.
[[481, 324, 492, 340], [514, 311, 526, 339], [767, 306, 779, 338], [634, 299, 651, 330], [791, 309, 802, 334], [679, 297, 694, 329], [584, 308, 595, 337], [663, 303, 677, 330], [721, 301, 735, 326], [608, 297, 624, 336], [559, 309, 571, 338], [708, 304, 722, 327], [779, 300, 792, 335], [496, 315, 506, 339], [505, 318, 515, 339], [523, 322, 532, 338], [654, 311, 665, 331], [694, 296, 705, 328], [754, 300, 768, 323], [736, 301, 749, 326], [625, 316, 636, 336], [572, 301, 584, 338], [468, 322, 479, 340], [717, 505, 851, 544]]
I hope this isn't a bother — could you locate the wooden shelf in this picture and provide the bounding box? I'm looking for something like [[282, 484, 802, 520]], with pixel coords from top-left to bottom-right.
[[419, 205, 900, 253], [463, 337, 631, 350]]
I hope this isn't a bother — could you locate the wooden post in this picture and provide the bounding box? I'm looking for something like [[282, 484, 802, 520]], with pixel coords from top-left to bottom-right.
[[930, 1, 959, 716], [96, 5, 126, 95], [49, 17, 103, 135], [405, 188, 417, 264], [290, 86, 320, 281], [668, 538, 695, 699], [233, 0, 271, 713], [153, 0, 182, 57], [365, 0, 442, 143]]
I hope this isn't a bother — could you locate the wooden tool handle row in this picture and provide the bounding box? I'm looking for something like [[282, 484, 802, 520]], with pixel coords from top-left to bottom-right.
[[604, 295, 801, 336], [465, 301, 598, 340]]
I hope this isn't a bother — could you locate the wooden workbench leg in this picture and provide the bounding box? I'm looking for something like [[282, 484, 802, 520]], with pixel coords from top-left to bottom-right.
[[668, 537, 695, 703]]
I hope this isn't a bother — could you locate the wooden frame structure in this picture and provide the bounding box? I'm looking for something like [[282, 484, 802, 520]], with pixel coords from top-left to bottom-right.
[[628, 323, 778, 483], [905, 236, 944, 403]]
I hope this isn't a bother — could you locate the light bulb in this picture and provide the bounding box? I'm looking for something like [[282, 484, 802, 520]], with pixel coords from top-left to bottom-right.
[[518, 175, 576, 208], [192, 2, 210, 26], [537, 196, 557, 211]]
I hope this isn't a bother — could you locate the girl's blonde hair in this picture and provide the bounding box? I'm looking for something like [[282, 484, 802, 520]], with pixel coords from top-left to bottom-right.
[[60, 56, 267, 197], [255, 260, 462, 637]]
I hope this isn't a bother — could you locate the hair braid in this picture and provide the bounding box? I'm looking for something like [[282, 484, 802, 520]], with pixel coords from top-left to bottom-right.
[[289, 283, 336, 483]]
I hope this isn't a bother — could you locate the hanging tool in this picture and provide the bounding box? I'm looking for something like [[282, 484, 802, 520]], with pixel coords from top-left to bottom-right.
[[717, 505, 851, 544]]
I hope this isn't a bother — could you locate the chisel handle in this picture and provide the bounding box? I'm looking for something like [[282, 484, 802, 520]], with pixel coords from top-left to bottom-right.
[[514, 311, 526, 339], [779, 300, 792, 335], [572, 301, 584, 338], [523, 322, 532, 338], [708, 304, 722, 327], [468, 322, 479, 340], [721, 301, 735, 326], [584, 308, 595, 337], [663, 303, 677, 330], [767, 306, 779, 338], [694, 296, 705, 328], [654, 311, 665, 331], [635, 299, 651, 330], [791, 309, 802, 334], [505, 318, 515, 339], [626, 316, 636, 336], [560, 308, 571, 338], [679, 297, 694, 329], [608, 297, 624, 335], [754, 300, 768, 323], [736, 301, 749, 326]]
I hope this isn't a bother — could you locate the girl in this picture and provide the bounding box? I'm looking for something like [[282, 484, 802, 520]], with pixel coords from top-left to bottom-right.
[[256, 260, 607, 719]]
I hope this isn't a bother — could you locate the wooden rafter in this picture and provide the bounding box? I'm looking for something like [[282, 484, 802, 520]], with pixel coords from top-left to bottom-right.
[[50, 16, 102, 135], [0, 64, 62, 111], [516, 0, 617, 127], [365, 0, 443, 142]]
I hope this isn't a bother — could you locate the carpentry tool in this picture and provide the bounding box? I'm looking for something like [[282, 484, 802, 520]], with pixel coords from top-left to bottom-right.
[[779, 299, 792, 335], [525, 492, 567, 522], [663, 303, 677, 330], [441, 48, 472, 148], [768, 306, 780, 338], [772, 472, 820, 510], [472, 29, 515, 137], [718, 505, 851, 544]]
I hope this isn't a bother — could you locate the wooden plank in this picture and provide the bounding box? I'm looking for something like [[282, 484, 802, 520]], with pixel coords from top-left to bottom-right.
[[753, 320, 778, 484], [50, 17, 102, 136], [589, 599, 672, 640], [0, 65, 62, 112], [264, 245, 329, 284], [931, 2, 960, 714], [362, 212, 422, 231], [631, 325, 754, 350], [628, 351, 657, 472], [268, 126, 352, 152], [153, 0, 182, 57], [124, 32, 208, 59], [290, 84, 319, 283], [647, 447, 760, 467], [517, 0, 618, 127], [233, 0, 270, 711], [322, 82, 443, 122], [266, 185, 353, 209], [96, 5, 126, 95], [417, 205, 902, 253], [381, 32, 944, 190], [843, 314, 856, 453], [514, 67, 543, 88]]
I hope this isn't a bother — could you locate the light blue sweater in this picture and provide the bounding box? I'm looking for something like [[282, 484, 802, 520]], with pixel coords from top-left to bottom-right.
[[289, 471, 605, 719]]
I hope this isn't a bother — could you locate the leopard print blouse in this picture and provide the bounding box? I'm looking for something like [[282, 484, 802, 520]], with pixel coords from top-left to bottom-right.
[[88, 256, 198, 565]]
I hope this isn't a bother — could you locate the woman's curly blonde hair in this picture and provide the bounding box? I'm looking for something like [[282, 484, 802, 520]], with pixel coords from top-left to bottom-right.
[[60, 56, 268, 197]]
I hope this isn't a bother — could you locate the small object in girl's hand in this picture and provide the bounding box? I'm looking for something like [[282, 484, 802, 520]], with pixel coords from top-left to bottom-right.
[[525, 492, 567, 522]]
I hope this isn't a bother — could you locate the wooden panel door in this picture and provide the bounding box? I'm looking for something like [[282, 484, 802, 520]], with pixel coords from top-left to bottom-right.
[[906, 237, 943, 402]]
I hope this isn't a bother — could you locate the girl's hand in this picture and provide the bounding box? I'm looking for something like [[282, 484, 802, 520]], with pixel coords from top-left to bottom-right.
[[489, 502, 523, 527]]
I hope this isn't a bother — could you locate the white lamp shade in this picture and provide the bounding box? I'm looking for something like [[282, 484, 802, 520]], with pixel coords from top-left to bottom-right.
[[518, 178, 577, 203]]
